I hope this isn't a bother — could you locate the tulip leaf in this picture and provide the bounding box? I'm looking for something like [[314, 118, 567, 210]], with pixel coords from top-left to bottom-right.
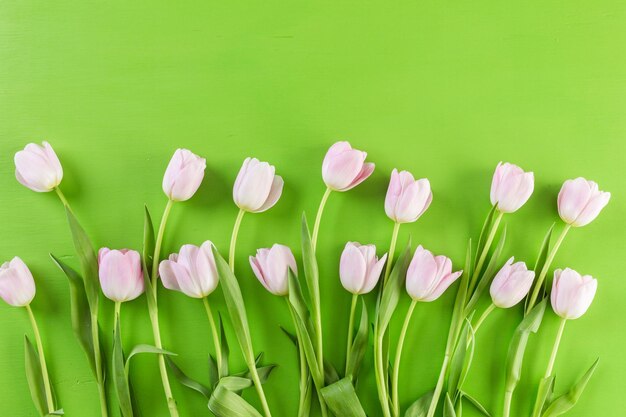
[[50, 254, 96, 375], [142, 205, 156, 279], [405, 391, 434, 417], [280, 326, 298, 346], [443, 393, 457, 417], [474, 205, 497, 273], [464, 225, 507, 317], [125, 344, 177, 365], [112, 318, 134, 417], [447, 240, 472, 349], [531, 376, 555, 417], [24, 335, 50, 416], [219, 313, 230, 378], [234, 364, 277, 387], [448, 317, 475, 398], [376, 240, 412, 335], [541, 359, 599, 417], [458, 391, 491, 416], [165, 357, 211, 398], [208, 355, 219, 388], [320, 377, 367, 417], [300, 214, 319, 318], [64, 206, 99, 312], [208, 378, 263, 417], [504, 298, 547, 393], [346, 298, 369, 380], [324, 360, 340, 385], [525, 224, 555, 315]]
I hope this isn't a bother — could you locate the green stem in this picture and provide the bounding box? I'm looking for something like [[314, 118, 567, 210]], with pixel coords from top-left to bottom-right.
[[202, 297, 223, 379], [392, 300, 417, 417], [228, 209, 245, 272], [345, 294, 358, 375], [426, 354, 451, 417], [286, 298, 313, 417], [473, 303, 496, 334], [249, 360, 273, 417], [311, 187, 332, 251], [149, 198, 179, 417], [526, 225, 571, 314], [54, 187, 70, 208], [468, 211, 504, 293], [92, 311, 109, 417], [382, 222, 401, 286], [374, 323, 392, 417], [26, 304, 55, 413], [503, 390, 513, 417]]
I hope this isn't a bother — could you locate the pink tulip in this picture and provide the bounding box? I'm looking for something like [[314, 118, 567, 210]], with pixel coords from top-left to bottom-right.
[[159, 241, 219, 298], [250, 244, 297, 296], [551, 268, 597, 320], [322, 141, 375, 191], [14, 141, 63, 192], [339, 242, 388, 295], [98, 248, 145, 303], [233, 157, 284, 213], [162, 149, 206, 201], [406, 246, 462, 302], [385, 169, 432, 223], [489, 257, 535, 308], [490, 162, 534, 213], [0, 257, 36, 307], [557, 178, 610, 227]]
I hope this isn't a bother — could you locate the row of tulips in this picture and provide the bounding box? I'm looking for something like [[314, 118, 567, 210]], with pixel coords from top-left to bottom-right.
[[1, 140, 610, 417]]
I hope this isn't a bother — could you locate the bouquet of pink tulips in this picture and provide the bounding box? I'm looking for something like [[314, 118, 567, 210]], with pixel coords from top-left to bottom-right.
[[2, 140, 610, 417]]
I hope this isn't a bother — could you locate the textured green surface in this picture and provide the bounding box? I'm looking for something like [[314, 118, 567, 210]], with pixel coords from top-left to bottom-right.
[[1, 1, 625, 416]]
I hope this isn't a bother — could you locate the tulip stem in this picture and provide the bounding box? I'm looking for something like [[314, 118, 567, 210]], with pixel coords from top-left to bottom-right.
[[285, 298, 313, 417], [468, 210, 504, 294], [374, 323, 392, 417], [473, 303, 496, 334], [426, 354, 451, 417], [345, 294, 358, 375], [229, 209, 245, 272], [92, 312, 109, 417], [26, 304, 55, 413], [311, 187, 332, 252], [149, 198, 179, 417], [392, 300, 417, 417], [502, 390, 513, 417], [54, 187, 70, 208], [202, 297, 223, 379], [383, 222, 401, 286], [526, 225, 571, 315]]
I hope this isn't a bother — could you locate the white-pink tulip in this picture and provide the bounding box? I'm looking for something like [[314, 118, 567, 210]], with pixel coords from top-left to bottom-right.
[[98, 248, 145, 303], [385, 169, 432, 223], [551, 268, 597, 320], [159, 241, 219, 298], [14, 141, 63, 192], [322, 141, 375, 192], [250, 244, 297, 296], [339, 242, 388, 295], [233, 157, 284, 213], [406, 246, 462, 302], [0, 257, 36, 307], [557, 178, 610, 227], [162, 149, 206, 201], [490, 162, 534, 213], [489, 257, 535, 308]]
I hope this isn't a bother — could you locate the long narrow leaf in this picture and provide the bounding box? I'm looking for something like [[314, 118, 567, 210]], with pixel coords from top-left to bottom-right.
[[525, 224, 554, 314], [443, 393, 457, 417], [142, 205, 156, 278], [165, 357, 211, 398], [208, 383, 263, 417], [320, 377, 367, 417], [448, 317, 474, 397], [447, 240, 472, 352], [532, 376, 555, 417], [474, 206, 497, 272], [219, 314, 230, 378], [376, 240, 412, 334], [24, 335, 48, 416], [346, 298, 369, 379], [405, 391, 434, 417], [541, 359, 599, 417], [460, 391, 491, 416], [113, 319, 133, 417]]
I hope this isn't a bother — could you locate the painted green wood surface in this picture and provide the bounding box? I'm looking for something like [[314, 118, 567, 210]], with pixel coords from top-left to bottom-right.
[[1, 1, 625, 416]]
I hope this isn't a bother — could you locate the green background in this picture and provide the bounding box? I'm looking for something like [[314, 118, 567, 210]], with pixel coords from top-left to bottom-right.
[[0, 1, 624, 416]]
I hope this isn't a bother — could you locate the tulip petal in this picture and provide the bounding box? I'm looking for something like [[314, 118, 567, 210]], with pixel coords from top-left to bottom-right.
[[255, 175, 284, 213], [343, 162, 375, 191], [159, 260, 182, 291], [323, 150, 366, 191], [340, 244, 367, 294], [234, 160, 275, 211]]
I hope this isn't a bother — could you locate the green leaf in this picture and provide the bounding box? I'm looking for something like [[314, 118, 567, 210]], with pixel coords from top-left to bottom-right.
[[165, 357, 211, 398], [300, 214, 319, 315], [346, 298, 369, 379], [208, 355, 219, 388], [219, 314, 230, 378], [473, 205, 497, 273], [376, 240, 412, 335], [234, 365, 278, 386], [448, 317, 475, 397], [324, 360, 340, 385], [143, 205, 156, 278], [208, 380, 263, 417], [24, 335, 49, 416], [525, 224, 555, 314], [447, 240, 472, 349], [541, 359, 599, 417], [64, 206, 99, 312], [45, 410, 64, 416], [443, 393, 457, 417], [125, 344, 177, 365], [49, 254, 96, 375], [464, 225, 507, 317], [112, 318, 133, 417], [531, 376, 555, 417], [460, 391, 491, 416], [320, 377, 367, 417], [504, 299, 547, 392], [405, 391, 433, 417], [280, 326, 298, 346]]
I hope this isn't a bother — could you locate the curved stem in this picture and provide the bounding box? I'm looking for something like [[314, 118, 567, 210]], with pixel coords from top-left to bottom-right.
[[311, 187, 332, 251], [468, 211, 504, 293], [544, 318, 566, 379], [526, 225, 571, 314], [26, 304, 55, 413], [473, 303, 496, 335], [382, 222, 401, 286], [426, 354, 451, 417], [345, 294, 359, 375], [202, 297, 223, 379], [229, 209, 245, 272], [392, 300, 417, 417]]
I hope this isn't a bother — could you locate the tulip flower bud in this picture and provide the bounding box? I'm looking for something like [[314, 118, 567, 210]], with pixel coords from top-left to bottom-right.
[[339, 242, 387, 295], [233, 157, 284, 213], [406, 246, 462, 302], [489, 257, 535, 308], [0, 257, 36, 307], [159, 241, 219, 298], [490, 162, 534, 213], [551, 268, 597, 320], [14, 141, 63, 192], [385, 169, 432, 224], [557, 178, 610, 227], [162, 149, 206, 201], [249, 244, 297, 296], [322, 141, 375, 192], [98, 248, 145, 303]]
